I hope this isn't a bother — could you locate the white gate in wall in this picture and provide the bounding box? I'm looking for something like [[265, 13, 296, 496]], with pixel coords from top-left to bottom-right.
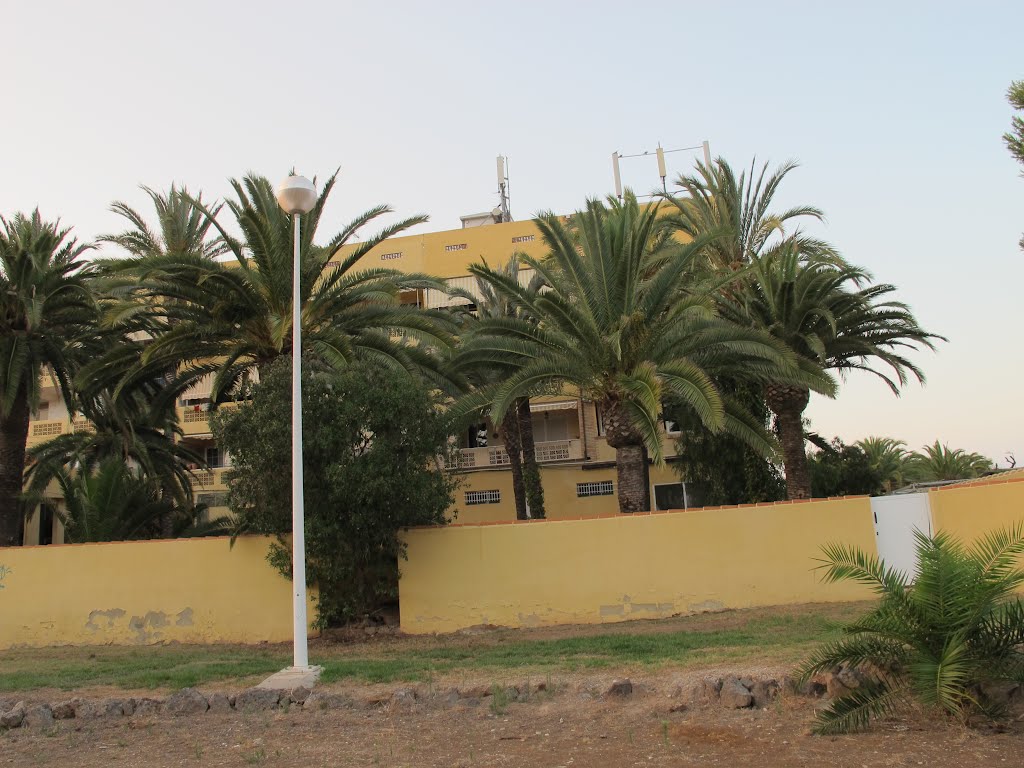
[[870, 493, 933, 580]]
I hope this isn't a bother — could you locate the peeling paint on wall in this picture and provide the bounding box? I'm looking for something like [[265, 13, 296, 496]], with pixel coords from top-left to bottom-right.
[[85, 608, 126, 632], [175, 607, 194, 627], [0, 564, 10, 590]]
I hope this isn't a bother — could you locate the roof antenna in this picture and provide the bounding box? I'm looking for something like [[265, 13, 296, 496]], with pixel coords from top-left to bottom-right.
[[611, 139, 712, 198], [496, 155, 512, 222]]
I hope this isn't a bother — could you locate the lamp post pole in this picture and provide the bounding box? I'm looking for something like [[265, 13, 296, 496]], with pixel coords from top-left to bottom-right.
[[277, 175, 317, 671]]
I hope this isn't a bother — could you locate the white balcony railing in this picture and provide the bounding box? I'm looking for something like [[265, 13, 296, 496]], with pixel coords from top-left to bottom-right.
[[444, 439, 581, 471]]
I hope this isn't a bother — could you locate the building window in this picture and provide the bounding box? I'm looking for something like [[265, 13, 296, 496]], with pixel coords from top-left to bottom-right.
[[511, 234, 535, 244], [205, 446, 222, 468], [197, 492, 229, 509], [577, 480, 614, 497], [380, 251, 402, 261], [465, 489, 501, 505], [445, 243, 468, 252], [594, 405, 606, 436]]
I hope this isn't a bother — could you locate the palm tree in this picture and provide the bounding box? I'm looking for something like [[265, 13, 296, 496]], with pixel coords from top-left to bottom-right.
[[457, 193, 811, 513], [905, 441, 993, 482], [661, 157, 838, 271], [855, 436, 910, 493], [801, 526, 1024, 733], [718, 248, 941, 499], [451, 256, 546, 520], [24, 387, 204, 522], [0, 211, 97, 546], [97, 171, 457, 406]]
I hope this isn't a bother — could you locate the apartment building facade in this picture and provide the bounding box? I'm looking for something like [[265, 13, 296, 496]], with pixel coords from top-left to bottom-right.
[[23, 215, 695, 544]]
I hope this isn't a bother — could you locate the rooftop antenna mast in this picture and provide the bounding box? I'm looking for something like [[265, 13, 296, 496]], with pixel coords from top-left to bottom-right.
[[496, 155, 512, 222], [612, 139, 712, 200]]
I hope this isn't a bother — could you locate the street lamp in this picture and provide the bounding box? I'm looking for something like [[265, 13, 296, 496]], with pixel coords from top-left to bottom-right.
[[276, 174, 317, 671]]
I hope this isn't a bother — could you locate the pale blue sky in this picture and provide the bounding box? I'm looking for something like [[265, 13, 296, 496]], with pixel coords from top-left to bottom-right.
[[4, 1, 1023, 462]]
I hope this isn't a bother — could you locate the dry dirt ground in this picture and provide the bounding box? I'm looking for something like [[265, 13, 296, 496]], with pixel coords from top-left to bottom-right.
[[4, 667, 1023, 767]]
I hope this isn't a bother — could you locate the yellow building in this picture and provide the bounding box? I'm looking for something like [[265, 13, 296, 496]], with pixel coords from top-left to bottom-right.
[[24, 214, 694, 543]]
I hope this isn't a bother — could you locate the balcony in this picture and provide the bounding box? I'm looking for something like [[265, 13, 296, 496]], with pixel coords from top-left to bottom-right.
[[444, 439, 583, 471], [27, 419, 68, 446], [190, 467, 230, 490]]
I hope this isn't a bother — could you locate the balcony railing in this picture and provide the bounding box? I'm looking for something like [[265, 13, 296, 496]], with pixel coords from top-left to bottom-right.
[[444, 439, 582, 471], [191, 468, 229, 488]]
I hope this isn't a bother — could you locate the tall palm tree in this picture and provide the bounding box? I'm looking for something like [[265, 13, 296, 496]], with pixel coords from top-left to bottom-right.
[[905, 441, 993, 482], [457, 193, 815, 513], [855, 436, 910, 493], [451, 256, 546, 520], [0, 211, 96, 546], [96, 172, 457, 407], [718, 248, 942, 499], [661, 157, 838, 271]]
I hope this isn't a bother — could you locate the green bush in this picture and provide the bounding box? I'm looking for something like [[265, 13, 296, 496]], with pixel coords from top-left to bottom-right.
[[213, 359, 457, 628], [801, 525, 1024, 733]]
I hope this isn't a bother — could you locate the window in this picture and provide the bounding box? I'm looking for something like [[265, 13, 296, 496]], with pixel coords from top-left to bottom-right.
[[594, 405, 606, 436], [380, 251, 402, 261], [465, 490, 500, 505], [577, 480, 614, 497], [205, 446, 222, 468], [653, 483, 686, 511], [38, 401, 50, 420], [197, 492, 229, 509], [511, 234, 535, 244], [445, 243, 468, 252]]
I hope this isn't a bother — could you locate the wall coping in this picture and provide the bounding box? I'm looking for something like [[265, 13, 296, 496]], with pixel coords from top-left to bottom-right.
[[422, 494, 871, 531]]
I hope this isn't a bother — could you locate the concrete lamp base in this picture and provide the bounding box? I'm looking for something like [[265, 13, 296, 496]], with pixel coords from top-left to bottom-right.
[[257, 665, 323, 691]]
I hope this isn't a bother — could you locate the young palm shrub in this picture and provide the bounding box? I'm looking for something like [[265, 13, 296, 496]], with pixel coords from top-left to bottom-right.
[[801, 526, 1024, 734], [905, 441, 994, 482]]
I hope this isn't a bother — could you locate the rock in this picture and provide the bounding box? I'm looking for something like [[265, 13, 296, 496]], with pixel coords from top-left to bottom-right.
[[23, 704, 54, 729], [52, 701, 76, 720], [72, 698, 101, 719], [738, 677, 754, 689], [288, 686, 311, 705], [981, 681, 1021, 708], [101, 699, 130, 717], [207, 693, 233, 713], [0, 701, 26, 729], [668, 702, 688, 713], [460, 685, 492, 699], [606, 678, 633, 697], [442, 688, 461, 707], [719, 676, 753, 709], [302, 692, 352, 711], [691, 676, 723, 703], [165, 688, 209, 715], [133, 698, 162, 716], [235, 687, 280, 712], [751, 679, 781, 708], [389, 688, 417, 710]]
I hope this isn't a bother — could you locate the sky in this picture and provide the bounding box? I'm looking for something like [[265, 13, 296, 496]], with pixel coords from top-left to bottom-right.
[[3, 0, 1023, 464]]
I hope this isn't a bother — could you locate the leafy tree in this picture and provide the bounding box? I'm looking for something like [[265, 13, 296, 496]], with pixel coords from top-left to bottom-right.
[[450, 256, 546, 520], [458, 193, 807, 513], [855, 436, 909, 493], [801, 526, 1024, 733], [213, 358, 456, 627], [905, 441, 994, 483], [0, 211, 97, 546], [716, 247, 941, 499], [97, 172, 456, 406], [668, 379, 786, 505], [1005, 80, 1024, 249], [807, 439, 885, 498]]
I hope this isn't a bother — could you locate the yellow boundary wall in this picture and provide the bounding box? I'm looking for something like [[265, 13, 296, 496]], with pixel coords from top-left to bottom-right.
[[0, 536, 313, 648], [929, 477, 1024, 542], [399, 497, 878, 634]]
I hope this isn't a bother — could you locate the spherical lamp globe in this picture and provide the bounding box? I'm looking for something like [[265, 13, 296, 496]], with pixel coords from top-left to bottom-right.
[[277, 175, 317, 215]]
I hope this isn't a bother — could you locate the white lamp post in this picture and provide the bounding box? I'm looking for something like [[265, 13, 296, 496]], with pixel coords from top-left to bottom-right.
[[276, 174, 317, 671]]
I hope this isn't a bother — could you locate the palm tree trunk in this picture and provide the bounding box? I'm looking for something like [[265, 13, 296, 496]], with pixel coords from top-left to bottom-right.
[[517, 398, 546, 519], [765, 384, 812, 500], [498, 412, 528, 520], [603, 399, 650, 513], [0, 390, 30, 546]]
